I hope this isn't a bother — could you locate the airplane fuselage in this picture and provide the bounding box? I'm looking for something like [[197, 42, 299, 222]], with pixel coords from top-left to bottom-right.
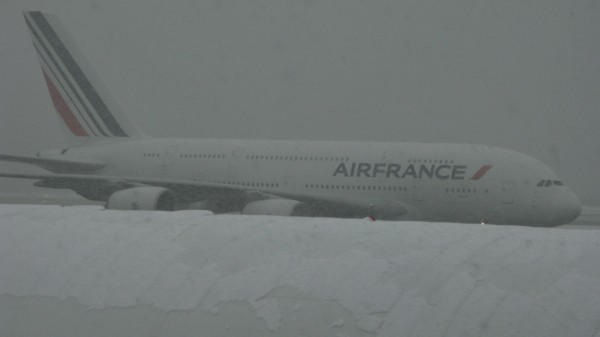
[[53, 138, 581, 226]]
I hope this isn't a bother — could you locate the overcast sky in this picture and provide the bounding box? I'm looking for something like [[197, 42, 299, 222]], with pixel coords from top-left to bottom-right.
[[0, 0, 598, 204]]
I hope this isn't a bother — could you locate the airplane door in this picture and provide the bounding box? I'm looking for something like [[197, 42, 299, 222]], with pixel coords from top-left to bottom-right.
[[502, 181, 515, 204], [162, 145, 179, 167], [160, 145, 179, 177], [283, 175, 295, 191], [228, 147, 244, 180], [383, 150, 396, 162], [414, 179, 424, 201]]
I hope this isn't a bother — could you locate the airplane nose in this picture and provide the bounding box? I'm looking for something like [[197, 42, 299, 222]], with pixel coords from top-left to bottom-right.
[[551, 189, 582, 225]]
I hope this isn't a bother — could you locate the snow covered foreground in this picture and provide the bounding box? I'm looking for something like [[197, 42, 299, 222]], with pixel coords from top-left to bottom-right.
[[1, 205, 599, 337]]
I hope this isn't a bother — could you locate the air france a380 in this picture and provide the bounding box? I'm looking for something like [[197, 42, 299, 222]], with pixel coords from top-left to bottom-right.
[[0, 11, 581, 226]]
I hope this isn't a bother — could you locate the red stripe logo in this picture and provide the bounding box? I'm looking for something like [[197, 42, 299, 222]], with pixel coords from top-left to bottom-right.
[[42, 70, 88, 137], [470, 165, 492, 180]]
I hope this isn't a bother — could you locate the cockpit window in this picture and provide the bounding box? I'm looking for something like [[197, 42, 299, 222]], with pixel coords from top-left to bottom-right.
[[537, 179, 563, 187]]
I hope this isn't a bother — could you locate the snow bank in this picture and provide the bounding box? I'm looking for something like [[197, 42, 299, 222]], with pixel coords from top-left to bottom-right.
[[1, 204, 599, 337]]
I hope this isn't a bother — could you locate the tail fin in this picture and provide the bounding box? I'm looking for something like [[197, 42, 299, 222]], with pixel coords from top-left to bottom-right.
[[23, 11, 145, 147]]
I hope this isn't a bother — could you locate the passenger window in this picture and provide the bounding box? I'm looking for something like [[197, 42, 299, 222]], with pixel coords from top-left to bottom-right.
[[553, 180, 563, 186], [537, 180, 545, 187]]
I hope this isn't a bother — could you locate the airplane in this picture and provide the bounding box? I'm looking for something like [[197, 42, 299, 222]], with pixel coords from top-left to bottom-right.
[[0, 11, 582, 226]]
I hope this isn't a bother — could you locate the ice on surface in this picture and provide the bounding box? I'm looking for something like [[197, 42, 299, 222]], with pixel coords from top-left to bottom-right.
[[1, 204, 600, 337]]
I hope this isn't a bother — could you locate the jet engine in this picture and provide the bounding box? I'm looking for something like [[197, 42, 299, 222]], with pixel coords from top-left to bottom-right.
[[242, 199, 312, 216], [106, 186, 176, 211]]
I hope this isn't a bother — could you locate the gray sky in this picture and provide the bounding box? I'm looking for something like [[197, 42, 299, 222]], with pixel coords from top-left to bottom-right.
[[1, 0, 599, 204]]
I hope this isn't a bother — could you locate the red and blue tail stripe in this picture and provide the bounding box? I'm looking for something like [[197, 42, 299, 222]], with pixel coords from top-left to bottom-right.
[[24, 11, 132, 138]]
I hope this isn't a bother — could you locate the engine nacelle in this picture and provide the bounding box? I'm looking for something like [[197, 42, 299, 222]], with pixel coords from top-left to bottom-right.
[[106, 187, 176, 211], [242, 199, 312, 216]]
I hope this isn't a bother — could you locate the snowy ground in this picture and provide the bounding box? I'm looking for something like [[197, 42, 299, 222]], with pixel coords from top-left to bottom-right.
[[564, 205, 600, 229], [1, 204, 600, 337]]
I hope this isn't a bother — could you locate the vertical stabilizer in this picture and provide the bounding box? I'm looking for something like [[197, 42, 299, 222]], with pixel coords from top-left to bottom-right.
[[23, 11, 145, 147]]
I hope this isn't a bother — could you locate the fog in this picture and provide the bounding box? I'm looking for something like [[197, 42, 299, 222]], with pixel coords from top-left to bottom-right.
[[0, 0, 598, 204]]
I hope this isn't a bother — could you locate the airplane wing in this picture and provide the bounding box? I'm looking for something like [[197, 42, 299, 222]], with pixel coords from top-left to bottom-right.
[[0, 154, 105, 173], [0, 172, 407, 219]]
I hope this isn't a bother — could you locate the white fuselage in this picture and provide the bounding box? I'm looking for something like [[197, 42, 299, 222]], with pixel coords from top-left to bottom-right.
[[55, 138, 581, 226], [17, 11, 581, 226]]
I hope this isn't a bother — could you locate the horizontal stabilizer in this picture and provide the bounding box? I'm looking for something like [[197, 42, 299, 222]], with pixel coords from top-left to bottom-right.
[[0, 154, 105, 173]]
